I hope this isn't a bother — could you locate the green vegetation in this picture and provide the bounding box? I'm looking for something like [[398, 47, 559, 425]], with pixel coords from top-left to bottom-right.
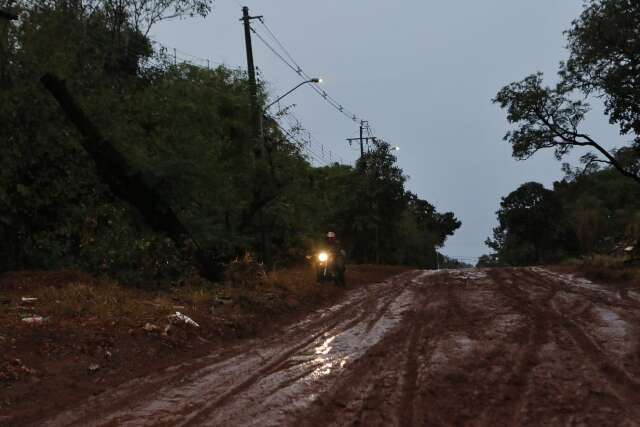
[[482, 151, 640, 267], [484, 0, 640, 268], [0, 0, 459, 283], [493, 0, 640, 186]]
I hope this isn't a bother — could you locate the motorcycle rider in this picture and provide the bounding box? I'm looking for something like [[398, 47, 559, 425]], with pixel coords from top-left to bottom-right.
[[325, 231, 346, 277]]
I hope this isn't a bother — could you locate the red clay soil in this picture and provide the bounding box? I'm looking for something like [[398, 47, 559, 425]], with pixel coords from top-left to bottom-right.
[[0, 266, 408, 426], [7, 267, 640, 426]]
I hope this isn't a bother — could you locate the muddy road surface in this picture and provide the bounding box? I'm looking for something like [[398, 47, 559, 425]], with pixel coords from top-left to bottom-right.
[[37, 268, 640, 426]]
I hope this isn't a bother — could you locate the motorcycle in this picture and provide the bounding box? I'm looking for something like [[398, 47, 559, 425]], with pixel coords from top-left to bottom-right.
[[314, 249, 346, 287]]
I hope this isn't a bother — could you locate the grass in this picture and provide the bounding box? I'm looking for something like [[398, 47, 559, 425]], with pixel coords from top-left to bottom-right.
[[0, 264, 410, 343], [577, 255, 640, 285]]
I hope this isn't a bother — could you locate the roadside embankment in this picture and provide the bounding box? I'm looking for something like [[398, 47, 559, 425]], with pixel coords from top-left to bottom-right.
[[0, 264, 408, 424]]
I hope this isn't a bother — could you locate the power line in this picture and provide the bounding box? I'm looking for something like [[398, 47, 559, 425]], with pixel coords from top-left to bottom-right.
[[251, 20, 365, 124], [145, 13, 342, 167], [150, 40, 227, 68], [250, 28, 299, 75], [267, 114, 332, 166]]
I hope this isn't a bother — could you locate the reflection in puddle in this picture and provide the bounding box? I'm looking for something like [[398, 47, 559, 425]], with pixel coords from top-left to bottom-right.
[[315, 336, 335, 355], [310, 335, 351, 379]]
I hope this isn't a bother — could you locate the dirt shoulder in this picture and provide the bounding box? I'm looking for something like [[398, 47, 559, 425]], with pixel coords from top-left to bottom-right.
[[549, 260, 640, 289], [0, 264, 408, 425], [22, 267, 640, 427]]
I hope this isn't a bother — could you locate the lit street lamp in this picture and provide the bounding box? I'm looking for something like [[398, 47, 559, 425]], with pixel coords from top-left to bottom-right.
[[265, 78, 322, 110]]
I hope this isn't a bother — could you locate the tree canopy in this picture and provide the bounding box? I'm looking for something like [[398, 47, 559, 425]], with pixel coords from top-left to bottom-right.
[[486, 182, 572, 266], [481, 153, 640, 266], [494, 0, 640, 185]]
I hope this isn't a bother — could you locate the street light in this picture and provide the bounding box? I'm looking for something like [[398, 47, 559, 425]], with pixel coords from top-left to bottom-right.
[[265, 78, 321, 110]]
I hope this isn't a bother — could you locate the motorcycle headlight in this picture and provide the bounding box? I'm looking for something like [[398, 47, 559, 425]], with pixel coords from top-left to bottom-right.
[[318, 252, 329, 262]]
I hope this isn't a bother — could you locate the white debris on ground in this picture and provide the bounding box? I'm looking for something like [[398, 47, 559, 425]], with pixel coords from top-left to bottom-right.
[[21, 316, 46, 324], [168, 312, 200, 328]]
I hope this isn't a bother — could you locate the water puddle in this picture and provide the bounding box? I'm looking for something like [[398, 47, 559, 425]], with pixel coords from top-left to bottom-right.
[[591, 307, 635, 356]]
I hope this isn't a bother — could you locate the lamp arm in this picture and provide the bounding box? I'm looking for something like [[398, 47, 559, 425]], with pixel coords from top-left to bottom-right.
[[265, 80, 314, 110]]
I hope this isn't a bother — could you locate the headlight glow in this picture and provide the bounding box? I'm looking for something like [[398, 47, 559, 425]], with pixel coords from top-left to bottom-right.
[[318, 252, 329, 262]]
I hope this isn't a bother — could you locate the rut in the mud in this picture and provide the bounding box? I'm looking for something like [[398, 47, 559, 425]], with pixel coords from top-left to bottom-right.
[[37, 268, 640, 427]]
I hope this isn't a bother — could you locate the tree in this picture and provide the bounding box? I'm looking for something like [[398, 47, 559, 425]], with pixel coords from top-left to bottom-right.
[[494, 0, 640, 185], [0, 0, 463, 280], [573, 201, 605, 256], [562, 0, 640, 141], [476, 254, 501, 268], [486, 182, 573, 265]]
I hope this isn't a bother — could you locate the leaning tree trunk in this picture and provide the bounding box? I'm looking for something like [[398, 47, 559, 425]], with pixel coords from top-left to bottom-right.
[[41, 73, 223, 281]]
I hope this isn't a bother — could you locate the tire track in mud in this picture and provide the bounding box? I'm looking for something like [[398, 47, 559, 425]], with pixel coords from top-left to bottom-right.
[[291, 273, 442, 427], [496, 268, 640, 424], [399, 277, 459, 427], [181, 272, 425, 427], [403, 272, 496, 426], [397, 321, 423, 427], [38, 268, 640, 426], [481, 269, 553, 426], [42, 273, 422, 427], [526, 268, 640, 313], [515, 269, 640, 415]]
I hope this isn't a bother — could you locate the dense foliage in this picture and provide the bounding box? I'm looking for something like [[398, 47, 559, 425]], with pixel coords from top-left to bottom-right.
[[485, 0, 640, 267], [0, 0, 459, 282], [493, 0, 640, 185], [481, 160, 640, 266]]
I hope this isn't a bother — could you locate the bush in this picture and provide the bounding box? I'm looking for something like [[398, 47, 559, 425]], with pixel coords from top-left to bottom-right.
[[580, 255, 638, 283]]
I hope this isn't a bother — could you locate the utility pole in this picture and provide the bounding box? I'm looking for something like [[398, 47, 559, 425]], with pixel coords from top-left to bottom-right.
[[241, 6, 264, 156], [241, 6, 269, 266], [359, 121, 364, 157], [347, 120, 377, 159]]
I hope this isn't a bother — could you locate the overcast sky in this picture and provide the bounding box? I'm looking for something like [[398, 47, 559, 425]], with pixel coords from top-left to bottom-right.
[[153, 0, 623, 264]]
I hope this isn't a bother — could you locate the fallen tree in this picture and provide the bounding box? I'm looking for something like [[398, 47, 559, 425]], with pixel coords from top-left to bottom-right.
[[41, 73, 223, 281]]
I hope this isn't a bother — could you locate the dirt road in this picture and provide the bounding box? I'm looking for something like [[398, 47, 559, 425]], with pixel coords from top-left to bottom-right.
[[37, 268, 640, 426]]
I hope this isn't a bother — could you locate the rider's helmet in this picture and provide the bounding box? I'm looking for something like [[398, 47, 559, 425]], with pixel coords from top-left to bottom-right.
[[326, 231, 337, 244]]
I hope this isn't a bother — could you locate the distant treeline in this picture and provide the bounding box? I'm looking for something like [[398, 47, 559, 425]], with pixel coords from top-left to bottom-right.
[[479, 160, 640, 267]]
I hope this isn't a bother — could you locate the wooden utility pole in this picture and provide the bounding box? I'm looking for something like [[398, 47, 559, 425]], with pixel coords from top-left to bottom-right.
[[241, 6, 263, 156], [41, 73, 223, 281], [241, 6, 270, 265], [347, 120, 377, 159]]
